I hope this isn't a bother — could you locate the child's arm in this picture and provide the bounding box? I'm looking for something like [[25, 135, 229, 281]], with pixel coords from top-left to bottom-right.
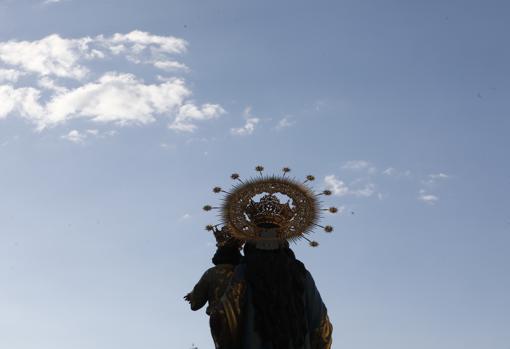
[[185, 269, 211, 311]]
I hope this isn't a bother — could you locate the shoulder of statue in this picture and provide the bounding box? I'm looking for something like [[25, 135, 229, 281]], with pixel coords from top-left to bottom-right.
[[232, 264, 246, 279], [202, 266, 219, 278], [214, 263, 235, 271]]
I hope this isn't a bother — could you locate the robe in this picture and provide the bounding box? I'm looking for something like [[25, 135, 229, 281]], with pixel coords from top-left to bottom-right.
[[188, 264, 236, 315], [210, 264, 333, 349]]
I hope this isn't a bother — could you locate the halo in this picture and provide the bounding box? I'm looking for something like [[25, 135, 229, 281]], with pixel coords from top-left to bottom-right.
[[221, 176, 320, 241], [203, 166, 339, 247]]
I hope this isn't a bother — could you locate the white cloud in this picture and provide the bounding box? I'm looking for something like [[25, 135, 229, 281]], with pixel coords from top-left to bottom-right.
[[418, 189, 439, 205], [105, 130, 118, 137], [160, 142, 176, 149], [0, 85, 43, 120], [327, 162, 446, 204], [429, 173, 449, 179], [0, 68, 24, 82], [152, 60, 188, 71], [0, 31, 187, 80], [231, 106, 260, 136], [342, 160, 377, 174], [37, 77, 68, 94], [382, 167, 396, 176], [351, 183, 375, 197], [104, 31, 187, 55], [314, 100, 326, 111], [86, 129, 99, 136], [423, 172, 450, 185], [61, 128, 117, 143], [42, 73, 191, 129], [275, 116, 295, 129], [324, 175, 349, 196], [0, 31, 223, 133], [324, 175, 375, 197], [169, 103, 225, 132], [231, 118, 259, 135], [382, 167, 411, 177], [61, 129, 85, 143], [343, 160, 370, 170], [0, 86, 18, 118], [0, 134, 20, 147], [43, 0, 65, 4], [0, 34, 93, 79]]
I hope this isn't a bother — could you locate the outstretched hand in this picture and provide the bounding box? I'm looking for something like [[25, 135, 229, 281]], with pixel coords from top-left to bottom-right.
[[184, 292, 192, 303]]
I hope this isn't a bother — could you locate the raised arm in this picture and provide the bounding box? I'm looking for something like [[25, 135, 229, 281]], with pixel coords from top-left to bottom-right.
[[185, 269, 211, 311]]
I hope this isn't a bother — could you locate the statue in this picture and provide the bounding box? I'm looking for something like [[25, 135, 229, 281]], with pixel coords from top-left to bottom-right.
[[185, 226, 243, 315], [196, 166, 336, 348]]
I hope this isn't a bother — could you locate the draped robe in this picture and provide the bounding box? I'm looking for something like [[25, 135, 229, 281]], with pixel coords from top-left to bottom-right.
[[188, 264, 236, 315], [210, 264, 333, 349]]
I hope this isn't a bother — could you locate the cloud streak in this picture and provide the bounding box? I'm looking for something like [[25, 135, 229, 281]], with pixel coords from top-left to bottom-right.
[[326, 161, 449, 206], [342, 160, 377, 174], [324, 175, 375, 197], [382, 167, 411, 177], [418, 189, 439, 205], [0, 68, 24, 82], [61, 128, 117, 143], [43, 0, 66, 4], [275, 116, 295, 130], [231, 107, 260, 136], [422, 172, 450, 185], [61, 129, 85, 143]]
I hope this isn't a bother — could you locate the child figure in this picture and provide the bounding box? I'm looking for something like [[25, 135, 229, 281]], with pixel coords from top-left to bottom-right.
[[184, 226, 243, 315]]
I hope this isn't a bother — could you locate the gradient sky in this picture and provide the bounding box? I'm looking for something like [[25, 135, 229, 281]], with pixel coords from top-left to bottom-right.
[[1, 0, 509, 348]]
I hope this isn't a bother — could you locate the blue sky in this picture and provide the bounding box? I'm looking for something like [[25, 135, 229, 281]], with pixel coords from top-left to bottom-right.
[[1, 0, 509, 348]]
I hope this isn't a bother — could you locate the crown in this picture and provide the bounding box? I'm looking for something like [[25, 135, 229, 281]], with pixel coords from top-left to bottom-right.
[[203, 166, 339, 248], [245, 194, 296, 228], [205, 224, 243, 248]]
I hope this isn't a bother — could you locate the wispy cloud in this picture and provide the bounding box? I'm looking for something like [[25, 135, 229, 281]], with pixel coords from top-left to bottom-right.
[[170, 103, 225, 132], [231, 106, 260, 136], [353, 183, 376, 197], [0, 68, 24, 82], [382, 167, 411, 177], [61, 128, 117, 143], [0, 31, 223, 133], [324, 175, 349, 196], [423, 172, 450, 185], [61, 129, 85, 143], [382, 167, 396, 176], [42, 0, 66, 5], [275, 116, 295, 130], [429, 173, 449, 180], [37, 77, 68, 94], [0, 134, 19, 147], [314, 100, 326, 111], [327, 162, 448, 206], [324, 175, 375, 197], [418, 189, 439, 205], [180, 213, 192, 220], [159, 142, 175, 150], [342, 160, 377, 174]]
